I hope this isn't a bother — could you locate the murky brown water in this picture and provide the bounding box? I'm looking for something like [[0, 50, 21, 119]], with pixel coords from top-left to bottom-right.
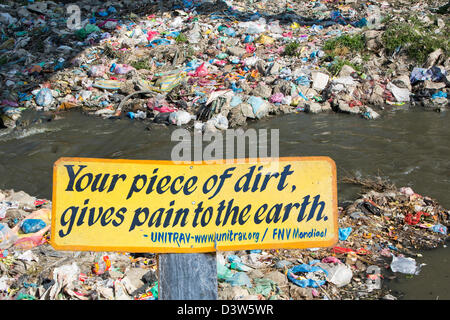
[[0, 107, 448, 299]]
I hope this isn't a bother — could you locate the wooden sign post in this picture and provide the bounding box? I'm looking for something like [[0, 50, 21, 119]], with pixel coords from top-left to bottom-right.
[[158, 253, 218, 300], [50, 157, 337, 300]]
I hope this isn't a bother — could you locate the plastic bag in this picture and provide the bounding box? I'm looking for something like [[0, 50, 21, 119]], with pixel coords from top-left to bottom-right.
[[430, 224, 447, 235], [229, 261, 252, 272], [287, 264, 328, 288], [155, 70, 186, 92], [339, 227, 352, 241], [112, 63, 135, 75], [387, 82, 410, 102], [390, 255, 424, 275], [93, 255, 111, 275], [13, 234, 46, 250], [223, 27, 236, 37], [326, 264, 352, 287], [256, 34, 274, 45], [249, 278, 277, 297], [217, 261, 234, 281], [35, 88, 54, 107], [208, 114, 229, 130], [269, 93, 284, 103], [0, 223, 18, 249], [169, 111, 192, 126], [0, 13, 17, 25], [230, 95, 243, 107], [21, 219, 47, 234], [226, 272, 252, 288], [0, 201, 18, 219], [189, 62, 208, 77], [239, 19, 266, 34], [187, 23, 201, 44], [247, 96, 268, 119], [53, 263, 80, 287], [76, 24, 100, 40], [268, 21, 283, 34], [311, 72, 329, 91], [92, 80, 121, 90]]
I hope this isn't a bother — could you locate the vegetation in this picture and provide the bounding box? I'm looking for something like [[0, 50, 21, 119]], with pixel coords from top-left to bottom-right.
[[130, 59, 152, 70], [284, 41, 301, 57], [175, 33, 188, 44], [382, 17, 449, 64], [327, 57, 362, 76], [323, 33, 366, 54]]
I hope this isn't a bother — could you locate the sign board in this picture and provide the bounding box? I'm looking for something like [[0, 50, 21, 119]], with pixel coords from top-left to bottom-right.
[[51, 157, 338, 253]]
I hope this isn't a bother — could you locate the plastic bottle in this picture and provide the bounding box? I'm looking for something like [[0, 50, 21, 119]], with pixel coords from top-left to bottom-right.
[[0, 223, 18, 249]]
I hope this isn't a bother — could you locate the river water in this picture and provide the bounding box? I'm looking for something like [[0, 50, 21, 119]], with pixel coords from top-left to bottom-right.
[[0, 107, 448, 299]]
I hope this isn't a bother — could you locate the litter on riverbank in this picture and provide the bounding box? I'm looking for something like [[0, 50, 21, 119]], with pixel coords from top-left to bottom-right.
[[0, 180, 447, 300], [0, 0, 449, 130]]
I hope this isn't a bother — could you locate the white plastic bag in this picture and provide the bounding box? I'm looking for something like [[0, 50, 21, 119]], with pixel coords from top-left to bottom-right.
[[0, 223, 18, 249], [387, 82, 411, 102], [169, 111, 193, 126], [390, 255, 424, 275], [187, 22, 201, 44], [326, 264, 353, 287]]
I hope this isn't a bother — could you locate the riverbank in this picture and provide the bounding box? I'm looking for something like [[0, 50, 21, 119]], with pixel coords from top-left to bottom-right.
[[0, 0, 448, 131], [0, 179, 447, 300]]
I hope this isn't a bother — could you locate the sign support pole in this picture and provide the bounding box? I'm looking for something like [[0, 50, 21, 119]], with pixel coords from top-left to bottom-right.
[[158, 253, 218, 300]]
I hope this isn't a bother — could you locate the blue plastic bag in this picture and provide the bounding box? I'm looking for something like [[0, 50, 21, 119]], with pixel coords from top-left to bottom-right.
[[244, 35, 254, 43], [21, 219, 46, 234], [227, 255, 241, 263], [230, 95, 243, 107], [431, 224, 447, 235], [287, 264, 328, 288], [247, 96, 267, 119], [295, 75, 310, 87], [226, 272, 252, 287], [223, 27, 236, 37], [339, 227, 352, 241], [432, 91, 447, 99]]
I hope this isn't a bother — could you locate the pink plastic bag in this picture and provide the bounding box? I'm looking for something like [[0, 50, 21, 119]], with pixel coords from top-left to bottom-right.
[[270, 93, 284, 103], [113, 64, 134, 75], [321, 256, 342, 264], [89, 65, 107, 77], [189, 63, 208, 77], [245, 43, 256, 53], [153, 106, 177, 113], [147, 30, 160, 41]]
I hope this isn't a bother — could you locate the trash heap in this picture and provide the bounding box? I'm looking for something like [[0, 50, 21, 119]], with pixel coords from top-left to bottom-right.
[[0, 0, 449, 130], [217, 186, 449, 300], [0, 184, 447, 300]]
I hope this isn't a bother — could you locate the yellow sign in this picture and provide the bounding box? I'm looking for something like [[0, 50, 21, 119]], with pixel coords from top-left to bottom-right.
[[51, 157, 338, 253]]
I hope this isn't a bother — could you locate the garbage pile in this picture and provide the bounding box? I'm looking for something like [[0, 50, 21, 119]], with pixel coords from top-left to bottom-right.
[[217, 185, 449, 300], [0, 0, 449, 130], [0, 184, 447, 300], [0, 189, 158, 300]]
